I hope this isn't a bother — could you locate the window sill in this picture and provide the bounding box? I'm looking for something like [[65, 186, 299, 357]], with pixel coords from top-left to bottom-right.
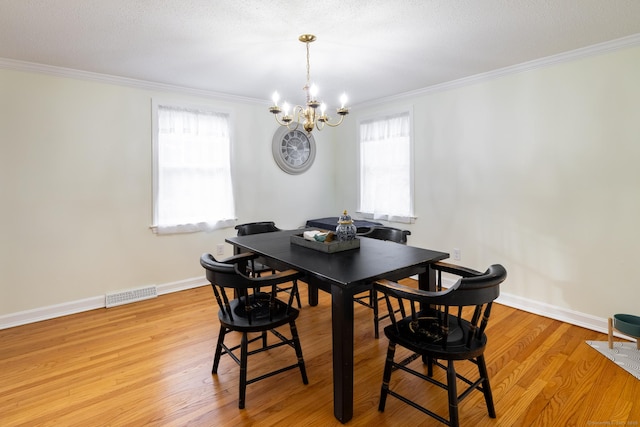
[[356, 212, 417, 225]]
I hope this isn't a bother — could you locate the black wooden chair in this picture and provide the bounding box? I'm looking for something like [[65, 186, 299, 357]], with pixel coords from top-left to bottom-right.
[[354, 226, 412, 338], [234, 221, 301, 308], [358, 226, 411, 244], [200, 252, 309, 409], [375, 262, 507, 427]]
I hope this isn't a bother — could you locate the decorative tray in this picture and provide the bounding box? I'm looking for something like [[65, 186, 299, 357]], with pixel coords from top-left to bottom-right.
[[290, 233, 360, 253]]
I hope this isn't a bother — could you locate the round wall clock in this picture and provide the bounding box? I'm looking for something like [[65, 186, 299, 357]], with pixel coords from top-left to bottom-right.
[[272, 125, 316, 174]]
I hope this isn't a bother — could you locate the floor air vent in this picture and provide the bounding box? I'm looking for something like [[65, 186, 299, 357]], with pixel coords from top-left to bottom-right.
[[105, 285, 158, 308]]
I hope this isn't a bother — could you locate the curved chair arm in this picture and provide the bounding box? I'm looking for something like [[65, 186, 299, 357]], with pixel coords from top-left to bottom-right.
[[374, 278, 459, 306], [246, 268, 304, 288], [201, 253, 303, 292], [201, 252, 259, 272], [217, 251, 260, 264], [200, 252, 260, 275], [432, 261, 482, 278]]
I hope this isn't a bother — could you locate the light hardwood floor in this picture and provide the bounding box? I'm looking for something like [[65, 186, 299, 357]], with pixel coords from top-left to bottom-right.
[[1, 280, 638, 426]]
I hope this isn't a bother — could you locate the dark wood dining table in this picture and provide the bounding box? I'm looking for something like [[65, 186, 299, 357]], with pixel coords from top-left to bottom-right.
[[225, 229, 449, 423]]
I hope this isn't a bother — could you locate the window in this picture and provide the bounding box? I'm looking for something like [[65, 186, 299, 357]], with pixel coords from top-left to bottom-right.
[[152, 102, 235, 234], [358, 111, 414, 223]]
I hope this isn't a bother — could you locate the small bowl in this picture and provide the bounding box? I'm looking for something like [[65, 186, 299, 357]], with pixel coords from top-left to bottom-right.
[[613, 314, 640, 338]]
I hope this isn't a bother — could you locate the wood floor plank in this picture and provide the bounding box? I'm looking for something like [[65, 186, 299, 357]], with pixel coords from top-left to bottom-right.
[[1, 281, 639, 426]]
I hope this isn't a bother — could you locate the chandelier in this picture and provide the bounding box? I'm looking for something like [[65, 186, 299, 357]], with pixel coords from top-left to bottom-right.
[[269, 34, 349, 134]]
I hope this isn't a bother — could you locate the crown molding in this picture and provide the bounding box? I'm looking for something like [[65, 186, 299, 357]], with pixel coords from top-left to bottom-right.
[[358, 33, 640, 108], [2, 33, 639, 108], [0, 57, 265, 105]]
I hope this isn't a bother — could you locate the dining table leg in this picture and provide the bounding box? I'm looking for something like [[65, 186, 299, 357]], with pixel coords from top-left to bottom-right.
[[307, 283, 318, 306], [331, 284, 354, 423], [418, 263, 439, 292]]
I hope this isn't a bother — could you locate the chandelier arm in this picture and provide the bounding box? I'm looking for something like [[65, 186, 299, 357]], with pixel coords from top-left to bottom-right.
[[321, 115, 347, 128], [273, 114, 300, 131], [293, 105, 305, 117], [273, 115, 288, 126], [287, 121, 300, 131]]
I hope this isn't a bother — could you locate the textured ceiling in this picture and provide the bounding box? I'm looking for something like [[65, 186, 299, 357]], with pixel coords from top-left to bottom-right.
[[1, 0, 640, 107]]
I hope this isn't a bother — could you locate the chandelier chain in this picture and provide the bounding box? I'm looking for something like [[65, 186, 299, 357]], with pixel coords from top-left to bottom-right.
[[306, 41, 311, 86]]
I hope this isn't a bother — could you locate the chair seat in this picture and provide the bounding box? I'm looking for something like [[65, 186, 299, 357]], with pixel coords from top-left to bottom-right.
[[383, 309, 487, 361], [219, 293, 299, 332]]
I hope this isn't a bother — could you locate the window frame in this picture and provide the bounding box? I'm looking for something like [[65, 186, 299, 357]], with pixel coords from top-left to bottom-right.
[[356, 108, 416, 224], [150, 99, 235, 234]]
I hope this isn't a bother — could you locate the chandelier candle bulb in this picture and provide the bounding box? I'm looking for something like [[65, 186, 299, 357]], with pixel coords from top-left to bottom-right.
[[340, 93, 347, 109]]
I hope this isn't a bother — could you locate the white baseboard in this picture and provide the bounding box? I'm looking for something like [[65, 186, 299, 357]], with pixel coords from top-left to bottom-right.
[[438, 277, 612, 336], [0, 276, 615, 337], [495, 292, 609, 335], [0, 295, 106, 330], [156, 276, 208, 296], [0, 276, 208, 330]]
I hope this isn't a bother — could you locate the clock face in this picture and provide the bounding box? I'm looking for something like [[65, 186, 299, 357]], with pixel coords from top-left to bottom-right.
[[272, 126, 316, 174]]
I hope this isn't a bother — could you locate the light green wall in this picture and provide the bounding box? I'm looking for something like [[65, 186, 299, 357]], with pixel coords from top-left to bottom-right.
[[335, 45, 640, 319]]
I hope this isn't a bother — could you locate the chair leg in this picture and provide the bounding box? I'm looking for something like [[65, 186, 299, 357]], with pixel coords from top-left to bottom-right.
[[447, 361, 460, 427], [290, 321, 309, 384], [212, 325, 227, 374], [378, 342, 396, 411], [239, 332, 248, 409], [426, 356, 434, 377], [292, 279, 302, 309], [294, 286, 302, 308], [477, 355, 496, 418], [283, 280, 302, 309]]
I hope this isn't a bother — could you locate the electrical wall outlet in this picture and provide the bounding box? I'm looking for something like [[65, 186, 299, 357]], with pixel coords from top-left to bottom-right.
[[453, 248, 461, 261], [216, 243, 225, 256]]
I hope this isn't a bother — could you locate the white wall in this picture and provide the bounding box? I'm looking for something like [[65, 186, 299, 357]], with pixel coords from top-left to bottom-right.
[[0, 68, 338, 319], [2, 44, 639, 328], [335, 45, 640, 321]]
